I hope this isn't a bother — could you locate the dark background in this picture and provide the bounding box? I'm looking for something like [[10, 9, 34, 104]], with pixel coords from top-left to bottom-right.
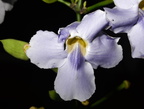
[[0, 0, 144, 109]]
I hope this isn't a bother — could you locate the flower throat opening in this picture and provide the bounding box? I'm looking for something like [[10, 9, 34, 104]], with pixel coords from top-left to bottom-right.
[[66, 36, 87, 56]]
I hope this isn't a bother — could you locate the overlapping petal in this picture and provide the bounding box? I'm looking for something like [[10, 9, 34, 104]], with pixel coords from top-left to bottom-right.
[[104, 6, 139, 33], [54, 44, 95, 101], [114, 0, 142, 9], [85, 34, 122, 69], [128, 13, 144, 58], [105, 0, 144, 59], [76, 10, 108, 42], [58, 22, 80, 42], [26, 30, 67, 69]]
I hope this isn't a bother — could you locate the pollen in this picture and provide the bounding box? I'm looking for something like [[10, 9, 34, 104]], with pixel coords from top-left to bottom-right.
[[66, 36, 87, 56], [23, 44, 30, 53]]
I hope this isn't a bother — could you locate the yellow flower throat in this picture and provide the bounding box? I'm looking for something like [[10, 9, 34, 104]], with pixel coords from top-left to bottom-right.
[[66, 36, 87, 56]]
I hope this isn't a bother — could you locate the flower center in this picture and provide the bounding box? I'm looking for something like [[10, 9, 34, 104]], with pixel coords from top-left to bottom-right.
[[139, 0, 144, 10], [66, 36, 87, 56]]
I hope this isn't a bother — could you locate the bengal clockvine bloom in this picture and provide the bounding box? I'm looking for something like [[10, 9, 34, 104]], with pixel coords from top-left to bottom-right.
[[25, 10, 123, 101], [104, 0, 144, 58]]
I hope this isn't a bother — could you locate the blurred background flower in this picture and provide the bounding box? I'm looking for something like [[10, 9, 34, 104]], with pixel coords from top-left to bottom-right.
[[0, 0, 17, 23]]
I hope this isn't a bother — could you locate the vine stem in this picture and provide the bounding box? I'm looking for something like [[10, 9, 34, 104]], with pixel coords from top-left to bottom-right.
[[58, 0, 71, 7], [86, 0, 113, 13], [76, 13, 81, 21], [90, 80, 130, 108], [76, 0, 83, 21]]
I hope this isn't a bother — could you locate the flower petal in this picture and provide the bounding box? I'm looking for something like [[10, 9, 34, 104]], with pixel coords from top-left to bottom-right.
[[58, 22, 80, 42], [54, 44, 96, 101], [26, 30, 67, 69], [114, 0, 141, 9], [0, 0, 5, 24], [3, 0, 17, 5], [128, 13, 144, 58], [69, 44, 85, 70], [104, 6, 139, 33], [3, 2, 13, 11], [76, 10, 108, 42], [0, 0, 14, 24], [85, 33, 123, 69]]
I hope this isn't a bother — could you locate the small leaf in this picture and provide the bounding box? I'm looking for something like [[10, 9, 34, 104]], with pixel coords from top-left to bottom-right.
[[49, 90, 62, 101], [42, 0, 58, 4], [0, 39, 29, 60]]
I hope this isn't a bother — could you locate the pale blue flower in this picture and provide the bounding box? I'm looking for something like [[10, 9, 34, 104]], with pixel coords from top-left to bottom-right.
[[128, 10, 144, 58], [105, 0, 144, 58], [26, 10, 123, 101]]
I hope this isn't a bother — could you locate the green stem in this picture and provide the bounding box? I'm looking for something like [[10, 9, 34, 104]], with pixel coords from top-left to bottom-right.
[[86, 0, 113, 13], [76, 13, 81, 21], [90, 80, 130, 108], [58, 0, 82, 21], [76, 0, 83, 21], [58, 0, 71, 7], [90, 92, 112, 108]]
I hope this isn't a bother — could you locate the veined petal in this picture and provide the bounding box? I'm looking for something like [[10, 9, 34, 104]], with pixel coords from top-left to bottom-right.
[[58, 22, 80, 42], [128, 13, 144, 58], [26, 30, 67, 69], [68, 44, 85, 70], [76, 10, 108, 42], [114, 0, 142, 9], [104, 6, 139, 33], [54, 44, 96, 101], [85, 33, 123, 69]]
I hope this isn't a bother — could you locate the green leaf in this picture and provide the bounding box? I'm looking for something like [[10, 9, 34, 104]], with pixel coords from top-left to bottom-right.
[[42, 0, 58, 4], [0, 39, 29, 60], [49, 90, 62, 101]]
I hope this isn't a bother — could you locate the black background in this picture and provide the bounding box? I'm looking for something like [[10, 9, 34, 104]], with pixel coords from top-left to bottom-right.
[[0, 0, 144, 109]]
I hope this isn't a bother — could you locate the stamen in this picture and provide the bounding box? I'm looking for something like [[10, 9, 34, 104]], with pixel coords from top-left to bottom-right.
[[23, 44, 30, 53]]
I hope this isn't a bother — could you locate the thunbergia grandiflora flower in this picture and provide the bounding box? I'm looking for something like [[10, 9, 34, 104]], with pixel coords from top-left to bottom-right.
[[0, 0, 16, 24], [104, 0, 144, 58], [25, 10, 123, 101]]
